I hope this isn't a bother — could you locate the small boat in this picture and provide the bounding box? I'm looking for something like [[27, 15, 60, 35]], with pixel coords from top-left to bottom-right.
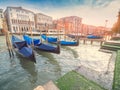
[[11, 35, 36, 63], [23, 35, 60, 54], [41, 34, 57, 43], [87, 35, 103, 39], [41, 34, 79, 46], [60, 40, 79, 46]]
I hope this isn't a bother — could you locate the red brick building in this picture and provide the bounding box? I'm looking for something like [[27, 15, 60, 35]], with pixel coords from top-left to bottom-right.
[[53, 16, 110, 36], [53, 16, 82, 34]]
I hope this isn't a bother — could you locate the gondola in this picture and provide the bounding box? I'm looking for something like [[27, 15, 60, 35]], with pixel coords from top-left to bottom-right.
[[41, 34, 58, 43], [11, 35, 36, 63], [41, 34, 79, 46], [23, 35, 60, 54], [87, 35, 103, 39], [60, 40, 79, 46]]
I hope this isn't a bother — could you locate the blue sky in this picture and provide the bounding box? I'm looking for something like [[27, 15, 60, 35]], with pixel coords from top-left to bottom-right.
[[0, 0, 120, 27]]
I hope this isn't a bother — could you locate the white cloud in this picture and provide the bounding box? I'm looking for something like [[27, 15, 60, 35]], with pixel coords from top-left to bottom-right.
[[46, 0, 120, 28], [1, 0, 120, 28]]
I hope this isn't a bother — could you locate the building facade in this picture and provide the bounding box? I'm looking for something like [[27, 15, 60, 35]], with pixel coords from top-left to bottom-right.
[[81, 24, 110, 36], [81, 24, 97, 35], [35, 13, 53, 31], [0, 9, 4, 34], [53, 16, 82, 34], [4, 7, 35, 34]]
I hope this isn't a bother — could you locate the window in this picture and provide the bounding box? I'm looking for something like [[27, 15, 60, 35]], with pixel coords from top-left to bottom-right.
[[24, 27, 26, 31], [16, 27, 18, 31], [17, 14, 19, 18], [11, 19, 13, 24], [22, 27, 24, 32], [13, 26, 15, 30], [27, 27, 28, 31], [1, 15, 3, 18], [25, 11, 28, 14], [11, 13, 12, 17], [16, 10, 19, 12], [9, 8, 12, 11], [13, 26, 16, 32], [19, 27, 21, 31]]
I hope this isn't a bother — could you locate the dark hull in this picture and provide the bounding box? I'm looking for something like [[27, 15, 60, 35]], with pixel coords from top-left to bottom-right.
[[34, 44, 60, 54], [12, 35, 36, 63], [41, 34, 58, 43], [14, 48, 36, 63], [23, 35, 60, 54], [60, 40, 79, 46], [45, 40, 79, 46]]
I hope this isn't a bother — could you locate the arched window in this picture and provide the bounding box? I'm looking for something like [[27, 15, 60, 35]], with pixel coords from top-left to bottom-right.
[[16, 27, 18, 31], [12, 19, 14, 24], [19, 27, 21, 33], [16, 20, 18, 24], [22, 27, 24, 32], [18, 20, 19, 24], [13, 26, 16, 32], [27, 27, 28, 31], [24, 27, 26, 31]]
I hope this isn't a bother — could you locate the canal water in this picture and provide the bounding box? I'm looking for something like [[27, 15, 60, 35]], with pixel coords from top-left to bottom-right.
[[0, 36, 80, 90], [0, 36, 112, 90]]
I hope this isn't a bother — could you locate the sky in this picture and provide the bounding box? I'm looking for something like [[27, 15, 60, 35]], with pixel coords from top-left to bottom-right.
[[0, 0, 120, 28]]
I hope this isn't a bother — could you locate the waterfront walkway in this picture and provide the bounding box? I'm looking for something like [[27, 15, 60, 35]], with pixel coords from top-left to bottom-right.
[[79, 38, 105, 46], [112, 50, 120, 90], [56, 71, 106, 90]]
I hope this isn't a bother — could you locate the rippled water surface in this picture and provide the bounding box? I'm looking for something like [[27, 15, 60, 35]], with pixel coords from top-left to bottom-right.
[[0, 36, 111, 90], [0, 36, 80, 90]]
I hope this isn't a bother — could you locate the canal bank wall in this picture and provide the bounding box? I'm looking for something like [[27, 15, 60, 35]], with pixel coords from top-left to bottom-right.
[[112, 50, 120, 90], [54, 51, 116, 90], [56, 70, 106, 90], [54, 44, 117, 90]]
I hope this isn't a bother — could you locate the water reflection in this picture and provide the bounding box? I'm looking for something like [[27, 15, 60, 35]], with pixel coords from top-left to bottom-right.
[[0, 35, 63, 89], [36, 50, 61, 76], [9, 57, 17, 67], [62, 46, 79, 58], [16, 54, 37, 86]]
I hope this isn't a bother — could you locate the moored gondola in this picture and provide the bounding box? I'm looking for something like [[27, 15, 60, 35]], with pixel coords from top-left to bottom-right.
[[41, 34, 58, 43], [12, 35, 36, 63], [23, 35, 60, 54], [41, 34, 79, 46]]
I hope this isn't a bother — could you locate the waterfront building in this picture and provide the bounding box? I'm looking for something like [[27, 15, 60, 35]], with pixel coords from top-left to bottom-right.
[[35, 13, 53, 32], [54, 16, 82, 34], [4, 7, 35, 34], [53, 19, 65, 31], [81, 24, 110, 36], [81, 24, 97, 35], [41, 29, 65, 35], [0, 9, 4, 34]]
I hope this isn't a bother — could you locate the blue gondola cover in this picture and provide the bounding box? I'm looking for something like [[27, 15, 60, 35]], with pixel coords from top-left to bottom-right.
[[41, 34, 57, 43], [12, 35, 36, 62], [23, 35, 60, 53]]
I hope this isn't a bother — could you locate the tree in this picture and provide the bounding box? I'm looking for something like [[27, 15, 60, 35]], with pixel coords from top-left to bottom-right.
[[112, 10, 120, 34]]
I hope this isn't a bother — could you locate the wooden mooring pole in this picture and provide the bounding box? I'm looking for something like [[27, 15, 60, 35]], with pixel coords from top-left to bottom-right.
[[5, 33, 14, 58], [3, 18, 14, 58], [81, 38, 105, 45]]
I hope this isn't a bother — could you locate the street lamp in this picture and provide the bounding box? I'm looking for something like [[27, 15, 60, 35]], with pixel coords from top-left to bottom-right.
[[105, 20, 108, 28]]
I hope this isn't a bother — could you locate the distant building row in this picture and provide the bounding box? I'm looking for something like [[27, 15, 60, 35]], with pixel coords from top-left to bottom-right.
[[54, 17, 110, 36], [0, 6, 110, 35], [4, 6, 52, 34]]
